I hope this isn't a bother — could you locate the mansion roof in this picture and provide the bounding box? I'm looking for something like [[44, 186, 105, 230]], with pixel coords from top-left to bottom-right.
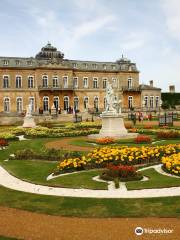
[[0, 42, 138, 72]]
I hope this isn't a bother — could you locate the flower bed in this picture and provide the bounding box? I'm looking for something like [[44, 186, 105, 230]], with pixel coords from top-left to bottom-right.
[[96, 137, 115, 145], [0, 138, 8, 147], [162, 152, 180, 176], [11, 148, 82, 161], [56, 144, 180, 174], [100, 164, 142, 182], [134, 135, 152, 144], [157, 130, 180, 139]]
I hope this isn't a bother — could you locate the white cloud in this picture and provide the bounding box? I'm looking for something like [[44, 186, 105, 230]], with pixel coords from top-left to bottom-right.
[[161, 0, 180, 40], [120, 32, 146, 51], [72, 15, 116, 41]]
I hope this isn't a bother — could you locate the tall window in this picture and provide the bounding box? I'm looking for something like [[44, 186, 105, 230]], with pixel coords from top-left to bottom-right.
[[43, 96, 49, 111], [28, 76, 34, 88], [64, 96, 69, 110], [42, 75, 48, 87], [3, 76, 9, 88], [73, 77, 78, 88], [103, 64, 107, 70], [93, 78, 98, 88], [112, 65, 116, 70], [155, 96, 159, 108], [74, 97, 79, 111], [112, 78, 117, 88], [128, 77, 132, 89], [63, 76, 68, 88], [54, 96, 59, 110], [4, 97, 10, 112], [103, 78, 107, 89], [128, 96, 133, 109], [83, 77, 88, 88], [84, 97, 89, 110], [144, 96, 148, 107], [104, 97, 107, 110], [150, 96, 154, 108], [94, 97, 99, 111], [16, 97, 23, 113], [53, 76, 58, 87], [29, 97, 35, 112], [16, 76, 22, 88]]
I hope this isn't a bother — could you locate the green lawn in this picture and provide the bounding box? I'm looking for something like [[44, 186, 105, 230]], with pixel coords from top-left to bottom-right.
[[0, 138, 52, 162], [0, 186, 180, 217], [1, 160, 107, 190], [126, 168, 180, 190]]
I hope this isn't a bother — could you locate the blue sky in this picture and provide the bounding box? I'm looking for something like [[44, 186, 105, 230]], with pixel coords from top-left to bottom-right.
[[0, 0, 180, 91]]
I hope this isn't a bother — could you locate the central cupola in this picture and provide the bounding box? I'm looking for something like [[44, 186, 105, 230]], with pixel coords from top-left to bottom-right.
[[35, 42, 64, 60]]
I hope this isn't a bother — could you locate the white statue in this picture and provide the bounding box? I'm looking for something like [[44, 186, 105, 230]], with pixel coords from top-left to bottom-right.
[[26, 102, 32, 117], [105, 82, 117, 113]]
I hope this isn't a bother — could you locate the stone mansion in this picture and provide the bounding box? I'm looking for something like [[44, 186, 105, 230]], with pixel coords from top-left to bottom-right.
[[0, 43, 161, 115]]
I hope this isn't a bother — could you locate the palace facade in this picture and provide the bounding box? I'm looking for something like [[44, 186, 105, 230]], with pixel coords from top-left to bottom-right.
[[0, 43, 161, 115]]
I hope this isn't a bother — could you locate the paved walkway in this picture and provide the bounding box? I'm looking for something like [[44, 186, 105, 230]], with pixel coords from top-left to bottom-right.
[[0, 165, 180, 198]]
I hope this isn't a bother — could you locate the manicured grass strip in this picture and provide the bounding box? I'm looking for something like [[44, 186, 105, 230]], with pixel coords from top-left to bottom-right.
[[126, 168, 180, 190], [0, 186, 180, 217], [49, 169, 107, 190], [0, 237, 19, 240], [1, 160, 107, 190]]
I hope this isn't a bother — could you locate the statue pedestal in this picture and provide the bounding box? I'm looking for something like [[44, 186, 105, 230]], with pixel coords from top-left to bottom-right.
[[22, 116, 36, 128], [89, 112, 138, 139]]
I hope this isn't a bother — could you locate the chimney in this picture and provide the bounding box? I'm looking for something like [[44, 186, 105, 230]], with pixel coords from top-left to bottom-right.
[[169, 85, 175, 93], [149, 80, 153, 87]]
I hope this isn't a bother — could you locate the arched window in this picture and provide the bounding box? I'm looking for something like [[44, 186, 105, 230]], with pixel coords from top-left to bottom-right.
[[16, 97, 23, 113], [29, 97, 35, 112], [74, 97, 79, 112], [128, 96, 133, 109], [93, 78, 98, 88], [103, 78, 107, 89], [63, 76, 68, 88], [16, 76, 22, 88], [53, 76, 58, 88], [4, 97, 10, 112], [43, 96, 49, 111], [42, 75, 48, 87], [84, 97, 89, 110], [94, 96, 99, 111], [28, 76, 34, 88], [3, 75, 9, 88], [64, 96, 69, 110], [54, 96, 59, 110]]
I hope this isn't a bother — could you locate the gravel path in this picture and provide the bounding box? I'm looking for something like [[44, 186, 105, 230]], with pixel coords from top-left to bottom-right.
[[45, 137, 94, 151], [0, 206, 179, 240], [0, 165, 180, 198]]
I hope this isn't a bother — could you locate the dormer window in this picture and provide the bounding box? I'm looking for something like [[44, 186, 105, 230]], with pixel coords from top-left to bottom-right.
[[112, 65, 116, 70], [84, 63, 88, 69], [103, 64, 107, 70], [73, 63, 77, 68], [16, 60, 20, 65], [3, 60, 9, 66], [92, 64, 97, 69], [27, 61, 32, 66]]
